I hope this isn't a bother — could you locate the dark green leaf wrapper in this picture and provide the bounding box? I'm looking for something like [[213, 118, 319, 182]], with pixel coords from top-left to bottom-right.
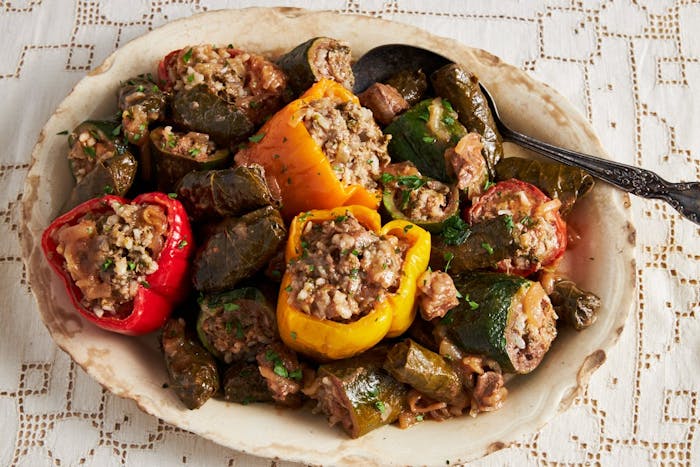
[[176, 165, 277, 221], [63, 151, 138, 211], [192, 206, 287, 292], [384, 339, 465, 405], [385, 69, 428, 106], [430, 215, 517, 273], [223, 361, 273, 404], [161, 318, 219, 410], [171, 85, 254, 147], [431, 63, 503, 177], [550, 279, 601, 331], [495, 157, 595, 215]]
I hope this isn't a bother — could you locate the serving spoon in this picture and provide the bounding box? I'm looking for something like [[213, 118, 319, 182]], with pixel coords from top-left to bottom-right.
[[352, 44, 700, 225]]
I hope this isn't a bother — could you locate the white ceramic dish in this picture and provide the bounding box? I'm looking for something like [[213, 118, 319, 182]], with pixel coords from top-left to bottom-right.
[[20, 7, 636, 466]]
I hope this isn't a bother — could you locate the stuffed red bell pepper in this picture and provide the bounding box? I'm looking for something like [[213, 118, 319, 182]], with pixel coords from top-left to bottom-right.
[[41, 192, 194, 335]]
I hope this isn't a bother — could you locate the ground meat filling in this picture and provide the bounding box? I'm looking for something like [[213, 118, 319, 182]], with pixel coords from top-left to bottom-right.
[[167, 45, 288, 124], [287, 213, 408, 322], [312, 41, 355, 91], [302, 98, 390, 191], [157, 126, 217, 160], [505, 282, 557, 373], [53, 201, 167, 318], [416, 270, 459, 320], [67, 130, 116, 182]]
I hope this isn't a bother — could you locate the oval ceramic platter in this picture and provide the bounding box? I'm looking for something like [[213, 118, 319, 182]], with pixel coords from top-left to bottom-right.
[[20, 7, 636, 466]]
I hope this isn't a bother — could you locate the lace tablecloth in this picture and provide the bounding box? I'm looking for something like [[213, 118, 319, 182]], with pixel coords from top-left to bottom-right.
[[3, 1, 699, 465]]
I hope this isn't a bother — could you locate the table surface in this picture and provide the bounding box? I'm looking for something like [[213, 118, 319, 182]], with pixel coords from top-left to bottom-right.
[[2, 1, 699, 466]]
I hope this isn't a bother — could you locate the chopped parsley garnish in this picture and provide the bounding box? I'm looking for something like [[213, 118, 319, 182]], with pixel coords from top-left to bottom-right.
[[83, 145, 97, 158], [188, 147, 200, 157], [103, 185, 114, 194], [290, 331, 297, 340], [101, 258, 113, 271], [186, 74, 195, 83], [285, 285, 293, 292], [140, 280, 151, 289], [483, 179, 495, 191], [481, 242, 494, 255], [136, 84, 144, 92], [441, 216, 471, 246], [374, 401, 386, 413], [289, 369, 303, 381], [403, 224, 414, 233], [127, 261, 136, 271], [111, 124, 122, 136], [223, 302, 240, 312], [415, 414, 424, 422], [167, 192, 177, 199], [443, 252, 454, 271], [335, 215, 347, 223], [503, 214, 515, 231], [380, 173, 396, 184], [182, 48, 193, 63], [422, 135, 437, 144], [248, 132, 265, 143], [396, 175, 426, 191], [464, 293, 479, 310]]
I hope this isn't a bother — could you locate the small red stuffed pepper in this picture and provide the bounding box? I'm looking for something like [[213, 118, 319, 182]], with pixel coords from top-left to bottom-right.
[[41, 193, 194, 335]]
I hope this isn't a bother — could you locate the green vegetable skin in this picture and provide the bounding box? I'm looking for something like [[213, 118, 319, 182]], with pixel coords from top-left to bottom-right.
[[381, 175, 460, 233], [495, 157, 595, 216], [161, 317, 219, 410], [149, 127, 231, 191], [437, 272, 553, 374], [196, 287, 276, 363], [276, 37, 355, 96], [176, 165, 277, 221], [429, 215, 518, 273], [384, 98, 466, 182], [192, 206, 287, 292], [314, 349, 407, 438], [171, 84, 254, 147], [384, 339, 465, 405], [431, 64, 503, 177]]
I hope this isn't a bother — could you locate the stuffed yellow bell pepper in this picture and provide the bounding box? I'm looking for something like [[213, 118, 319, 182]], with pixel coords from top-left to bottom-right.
[[235, 79, 386, 220], [277, 205, 431, 361]]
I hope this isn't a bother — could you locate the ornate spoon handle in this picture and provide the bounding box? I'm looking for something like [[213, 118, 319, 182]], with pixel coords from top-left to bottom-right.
[[480, 84, 700, 225]]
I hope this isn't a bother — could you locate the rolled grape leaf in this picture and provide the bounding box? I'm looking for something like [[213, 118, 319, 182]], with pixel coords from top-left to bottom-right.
[[550, 279, 601, 331], [161, 317, 219, 410], [192, 206, 287, 292], [171, 84, 254, 147], [431, 64, 503, 177], [176, 165, 278, 221], [384, 339, 465, 405], [495, 156, 595, 215]]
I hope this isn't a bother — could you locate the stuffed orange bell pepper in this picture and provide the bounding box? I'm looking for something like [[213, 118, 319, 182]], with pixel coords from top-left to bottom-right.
[[235, 79, 387, 219], [277, 205, 431, 361]]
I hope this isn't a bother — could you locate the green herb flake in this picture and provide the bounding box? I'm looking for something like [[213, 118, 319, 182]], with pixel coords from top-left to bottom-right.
[[111, 124, 122, 136], [177, 239, 188, 249], [249, 100, 259, 109], [290, 331, 297, 340], [136, 84, 145, 92], [443, 252, 455, 271], [188, 147, 200, 157], [273, 153, 280, 159], [140, 280, 151, 289], [396, 175, 426, 191], [225, 321, 233, 333], [285, 285, 293, 293], [221, 302, 239, 314], [464, 293, 479, 310], [335, 215, 347, 223], [481, 242, 494, 255], [152, 84, 160, 93], [483, 179, 495, 191], [416, 414, 424, 422], [186, 74, 195, 83], [403, 224, 414, 233], [83, 145, 97, 158], [422, 135, 436, 144], [289, 368, 303, 381], [503, 215, 515, 231], [248, 132, 265, 143], [101, 258, 113, 271], [351, 249, 360, 256], [380, 173, 396, 184], [273, 364, 289, 378], [182, 48, 193, 63], [374, 401, 386, 414], [349, 268, 359, 278], [103, 185, 114, 194], [167, 192, 177, 199], [442, 99, 455, 113], [128, 261, 136, 271], [235, 321, 244, 339]]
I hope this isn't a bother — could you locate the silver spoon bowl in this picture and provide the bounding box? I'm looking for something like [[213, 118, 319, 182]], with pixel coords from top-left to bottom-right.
[[352, 44, 700, 225]]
